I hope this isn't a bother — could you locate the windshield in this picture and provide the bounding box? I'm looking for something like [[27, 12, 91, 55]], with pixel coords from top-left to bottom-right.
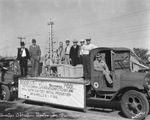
[[113, 51, 148, 71], [113, 51, 130, 70]]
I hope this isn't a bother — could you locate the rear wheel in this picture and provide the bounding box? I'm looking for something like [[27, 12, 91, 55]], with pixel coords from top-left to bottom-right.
[[121, 90, 149, 120], [0, 85, 10, 101]]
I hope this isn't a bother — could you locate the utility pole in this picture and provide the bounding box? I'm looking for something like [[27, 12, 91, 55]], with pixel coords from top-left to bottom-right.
[[17, 37, 26, 43]]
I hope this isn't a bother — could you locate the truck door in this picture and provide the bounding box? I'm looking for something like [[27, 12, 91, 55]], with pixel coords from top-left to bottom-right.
[[91, 50, 113, 91]]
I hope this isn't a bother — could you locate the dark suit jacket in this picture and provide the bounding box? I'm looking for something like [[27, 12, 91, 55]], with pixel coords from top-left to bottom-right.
[[17, 48, 30, 61], [69, 45, 80, 59]]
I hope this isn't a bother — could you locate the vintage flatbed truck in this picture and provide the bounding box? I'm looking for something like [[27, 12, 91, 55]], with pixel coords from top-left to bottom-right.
[[0, 47, 150, 120]]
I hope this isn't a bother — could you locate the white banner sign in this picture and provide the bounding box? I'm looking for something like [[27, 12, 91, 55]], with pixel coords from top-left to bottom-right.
[[18, 79, 85, 109]]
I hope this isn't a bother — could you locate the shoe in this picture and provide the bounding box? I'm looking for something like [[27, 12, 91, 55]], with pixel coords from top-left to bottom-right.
[[26, 75, 30, 78], [109, 83, 113, 88], [85, 79, 90, 85], [30, 75, 35, 77]]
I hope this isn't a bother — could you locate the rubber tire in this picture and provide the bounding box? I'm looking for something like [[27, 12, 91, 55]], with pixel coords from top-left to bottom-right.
[[121, 90, 149, 120], [1, 85, 10, 101]]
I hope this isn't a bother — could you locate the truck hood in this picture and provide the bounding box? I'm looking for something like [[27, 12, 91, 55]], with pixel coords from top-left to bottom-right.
[[120, 72, 147, 88], [120, 72, 147, 81]]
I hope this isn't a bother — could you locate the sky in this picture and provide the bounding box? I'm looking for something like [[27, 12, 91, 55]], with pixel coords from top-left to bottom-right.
[[0, 0, 150, 56]]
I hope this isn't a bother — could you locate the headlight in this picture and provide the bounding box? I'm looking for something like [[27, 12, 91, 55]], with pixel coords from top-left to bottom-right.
[[144, 74, 150, 89], [11, 81, 14, 85], [10, 86, 17, 92]]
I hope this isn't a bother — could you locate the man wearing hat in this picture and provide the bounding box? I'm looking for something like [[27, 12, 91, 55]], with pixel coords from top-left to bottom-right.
[[82, 38, 97, 82], [69, 39, 80, 66], [79, 39, 85, 64], [93, 53, 113, 87], [29, 39, 41, 77], [17, 42, 30, 78], [64, 39, 71, 64], [57, 41, 65, 64]]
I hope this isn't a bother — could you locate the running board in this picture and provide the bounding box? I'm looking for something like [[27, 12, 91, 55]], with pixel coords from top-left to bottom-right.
[[87, 97, 111, 101]]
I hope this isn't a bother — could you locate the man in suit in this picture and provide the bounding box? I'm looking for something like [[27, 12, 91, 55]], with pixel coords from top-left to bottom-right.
[[17, 42, 30, 78], [29, 39, 41, 77], [57, 42, 65, 64], [64, 39, 71, 64], [69, 39, 80, 66]]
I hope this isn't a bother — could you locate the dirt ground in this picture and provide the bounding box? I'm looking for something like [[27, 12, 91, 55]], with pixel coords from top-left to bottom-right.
[[0, 101, 124, 120], [0, 88, 149, 120], [1, 99, 149, 120], [0, 95, 150, 120]]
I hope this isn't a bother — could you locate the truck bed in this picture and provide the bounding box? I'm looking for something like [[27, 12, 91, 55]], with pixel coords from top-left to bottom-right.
[[22, 76, 86, 84]]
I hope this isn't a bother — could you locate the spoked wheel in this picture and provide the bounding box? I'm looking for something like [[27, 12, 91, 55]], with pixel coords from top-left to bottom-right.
[[0, 85, 10, 101], [121, 90, 149, 120]]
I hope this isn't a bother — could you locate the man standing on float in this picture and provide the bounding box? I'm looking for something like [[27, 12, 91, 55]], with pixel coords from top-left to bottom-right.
[[82, 38, 97, 83]]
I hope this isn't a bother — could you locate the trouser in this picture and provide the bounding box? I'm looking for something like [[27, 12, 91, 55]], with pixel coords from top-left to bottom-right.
[[71, 56, 79, 66], [79, 55, 83, 64], [31, 58, 39, 76], [20, 57, 28, 77], [83, 55, 91, 80], [65, 54, 70, 64], [104, 72, 113, 84]]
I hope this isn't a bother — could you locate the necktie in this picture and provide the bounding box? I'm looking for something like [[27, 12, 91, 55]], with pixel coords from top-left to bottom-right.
[[65, 47, 67, 53]]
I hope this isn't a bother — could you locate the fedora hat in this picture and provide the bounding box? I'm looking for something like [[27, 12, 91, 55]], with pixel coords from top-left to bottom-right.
[[66, 39, 70, 43], [20, 42, 25, 46], [86, 38, 91, 41], [80, 39, 85, 43], [73, 39, 78, 43], [96, 53, 103, 58], [32, 39, 36, 43]]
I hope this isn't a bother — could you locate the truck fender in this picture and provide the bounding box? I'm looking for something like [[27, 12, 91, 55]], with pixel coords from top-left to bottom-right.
[[111, 85, 144, 101]]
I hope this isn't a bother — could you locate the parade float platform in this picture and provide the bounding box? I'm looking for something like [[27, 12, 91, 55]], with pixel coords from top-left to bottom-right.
[[18, 64, 86, 111]]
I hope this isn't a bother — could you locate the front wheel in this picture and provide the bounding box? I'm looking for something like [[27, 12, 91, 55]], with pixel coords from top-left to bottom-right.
[[121, 90, 149, 120], [0, 85, 10, 101]]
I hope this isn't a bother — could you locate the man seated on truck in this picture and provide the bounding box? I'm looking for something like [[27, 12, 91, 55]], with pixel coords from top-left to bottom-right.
[[93, 53, 113, 87]]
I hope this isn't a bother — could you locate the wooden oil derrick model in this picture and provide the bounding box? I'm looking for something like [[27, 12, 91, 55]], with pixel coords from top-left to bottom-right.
[[41, 19, 58, 76]]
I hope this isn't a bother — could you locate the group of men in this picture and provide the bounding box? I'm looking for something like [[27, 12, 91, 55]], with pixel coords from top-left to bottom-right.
[[16, 38, 113, 87], [57, 38, 113, 86], [17, 39, 41, 78], [57, 38, 97, 81]]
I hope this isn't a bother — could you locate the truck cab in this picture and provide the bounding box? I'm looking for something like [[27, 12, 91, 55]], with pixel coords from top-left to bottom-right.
[[88, 47, 150, 119], [90, 47, 148, 91]]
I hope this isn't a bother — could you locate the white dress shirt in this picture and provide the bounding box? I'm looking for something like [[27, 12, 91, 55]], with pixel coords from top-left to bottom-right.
[[83, 44, 97, 55], [65, 45, 71, 55], [80, 44, 85, 55], [21, 49, 26, 57]]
